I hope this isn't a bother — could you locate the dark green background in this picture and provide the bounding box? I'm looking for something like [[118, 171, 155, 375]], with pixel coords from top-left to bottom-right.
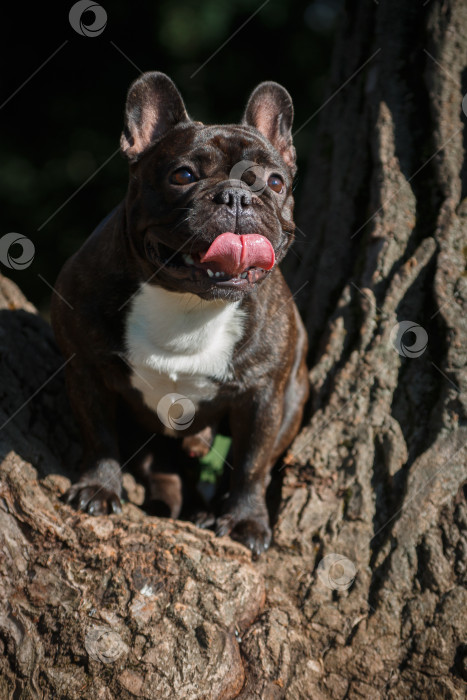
[[1, 0, 341, 312]]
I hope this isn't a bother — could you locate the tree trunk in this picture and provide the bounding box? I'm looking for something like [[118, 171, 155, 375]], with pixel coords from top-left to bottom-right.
[[1, 1, 466, 698]]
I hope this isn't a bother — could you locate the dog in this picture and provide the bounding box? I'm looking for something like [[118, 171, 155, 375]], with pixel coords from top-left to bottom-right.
[[51, 72, 309, 557]]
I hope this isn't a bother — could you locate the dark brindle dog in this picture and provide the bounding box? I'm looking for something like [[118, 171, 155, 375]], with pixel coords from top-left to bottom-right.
[[51, 72, 309, 557]]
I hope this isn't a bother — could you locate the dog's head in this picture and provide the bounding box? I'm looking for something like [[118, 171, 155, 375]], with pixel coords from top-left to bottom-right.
[[121, 72, 297, 301]]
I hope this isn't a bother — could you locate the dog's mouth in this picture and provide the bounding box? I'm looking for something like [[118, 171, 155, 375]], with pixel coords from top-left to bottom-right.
[[150, 232, 276, 288]]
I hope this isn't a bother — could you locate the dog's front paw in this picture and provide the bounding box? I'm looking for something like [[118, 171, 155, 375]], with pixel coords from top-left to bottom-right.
[[66, 481, 122, 515], [215, 505, 272, 559]]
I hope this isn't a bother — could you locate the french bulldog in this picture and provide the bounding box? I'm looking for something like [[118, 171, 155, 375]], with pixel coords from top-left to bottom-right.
[[51, 72, 309, 557]]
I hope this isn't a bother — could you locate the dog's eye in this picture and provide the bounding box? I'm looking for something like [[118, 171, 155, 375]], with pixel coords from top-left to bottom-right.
[[268, 174, 284, 194], [171, 168, 196, 185]]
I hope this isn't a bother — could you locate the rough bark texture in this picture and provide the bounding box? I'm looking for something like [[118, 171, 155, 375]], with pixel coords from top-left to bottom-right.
[[1, 1, 466, 698]]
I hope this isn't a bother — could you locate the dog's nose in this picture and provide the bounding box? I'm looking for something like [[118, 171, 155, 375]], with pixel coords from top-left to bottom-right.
[[214, 187, 252, 211]]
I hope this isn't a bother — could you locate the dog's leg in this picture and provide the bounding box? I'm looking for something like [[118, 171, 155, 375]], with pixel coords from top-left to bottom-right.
[[181, 426, 213, 458], [214, 386, 287, 557], [216, 335, 308, 557], [65, 363, 123, 515], [135, 451, 183, 519]]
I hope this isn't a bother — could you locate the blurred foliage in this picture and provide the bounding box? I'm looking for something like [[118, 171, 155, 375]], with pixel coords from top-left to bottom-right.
[[199, 434, 232, 484], [0, 0, 342, 312]]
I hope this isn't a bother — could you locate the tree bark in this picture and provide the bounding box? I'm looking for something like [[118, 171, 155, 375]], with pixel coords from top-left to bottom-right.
[[0, 1, 466, 698]]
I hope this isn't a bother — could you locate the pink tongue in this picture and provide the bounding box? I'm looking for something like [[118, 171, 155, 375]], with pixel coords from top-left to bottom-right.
[[199, 233, 275, 276]]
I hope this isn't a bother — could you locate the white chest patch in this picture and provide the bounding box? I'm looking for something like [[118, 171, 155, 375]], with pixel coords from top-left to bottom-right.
[[124, 285, 246, 427]]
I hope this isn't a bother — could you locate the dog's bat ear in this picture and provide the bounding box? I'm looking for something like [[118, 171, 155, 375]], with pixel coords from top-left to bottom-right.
[[242, 82, 296, 174], [120, 72, 189, 160]]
